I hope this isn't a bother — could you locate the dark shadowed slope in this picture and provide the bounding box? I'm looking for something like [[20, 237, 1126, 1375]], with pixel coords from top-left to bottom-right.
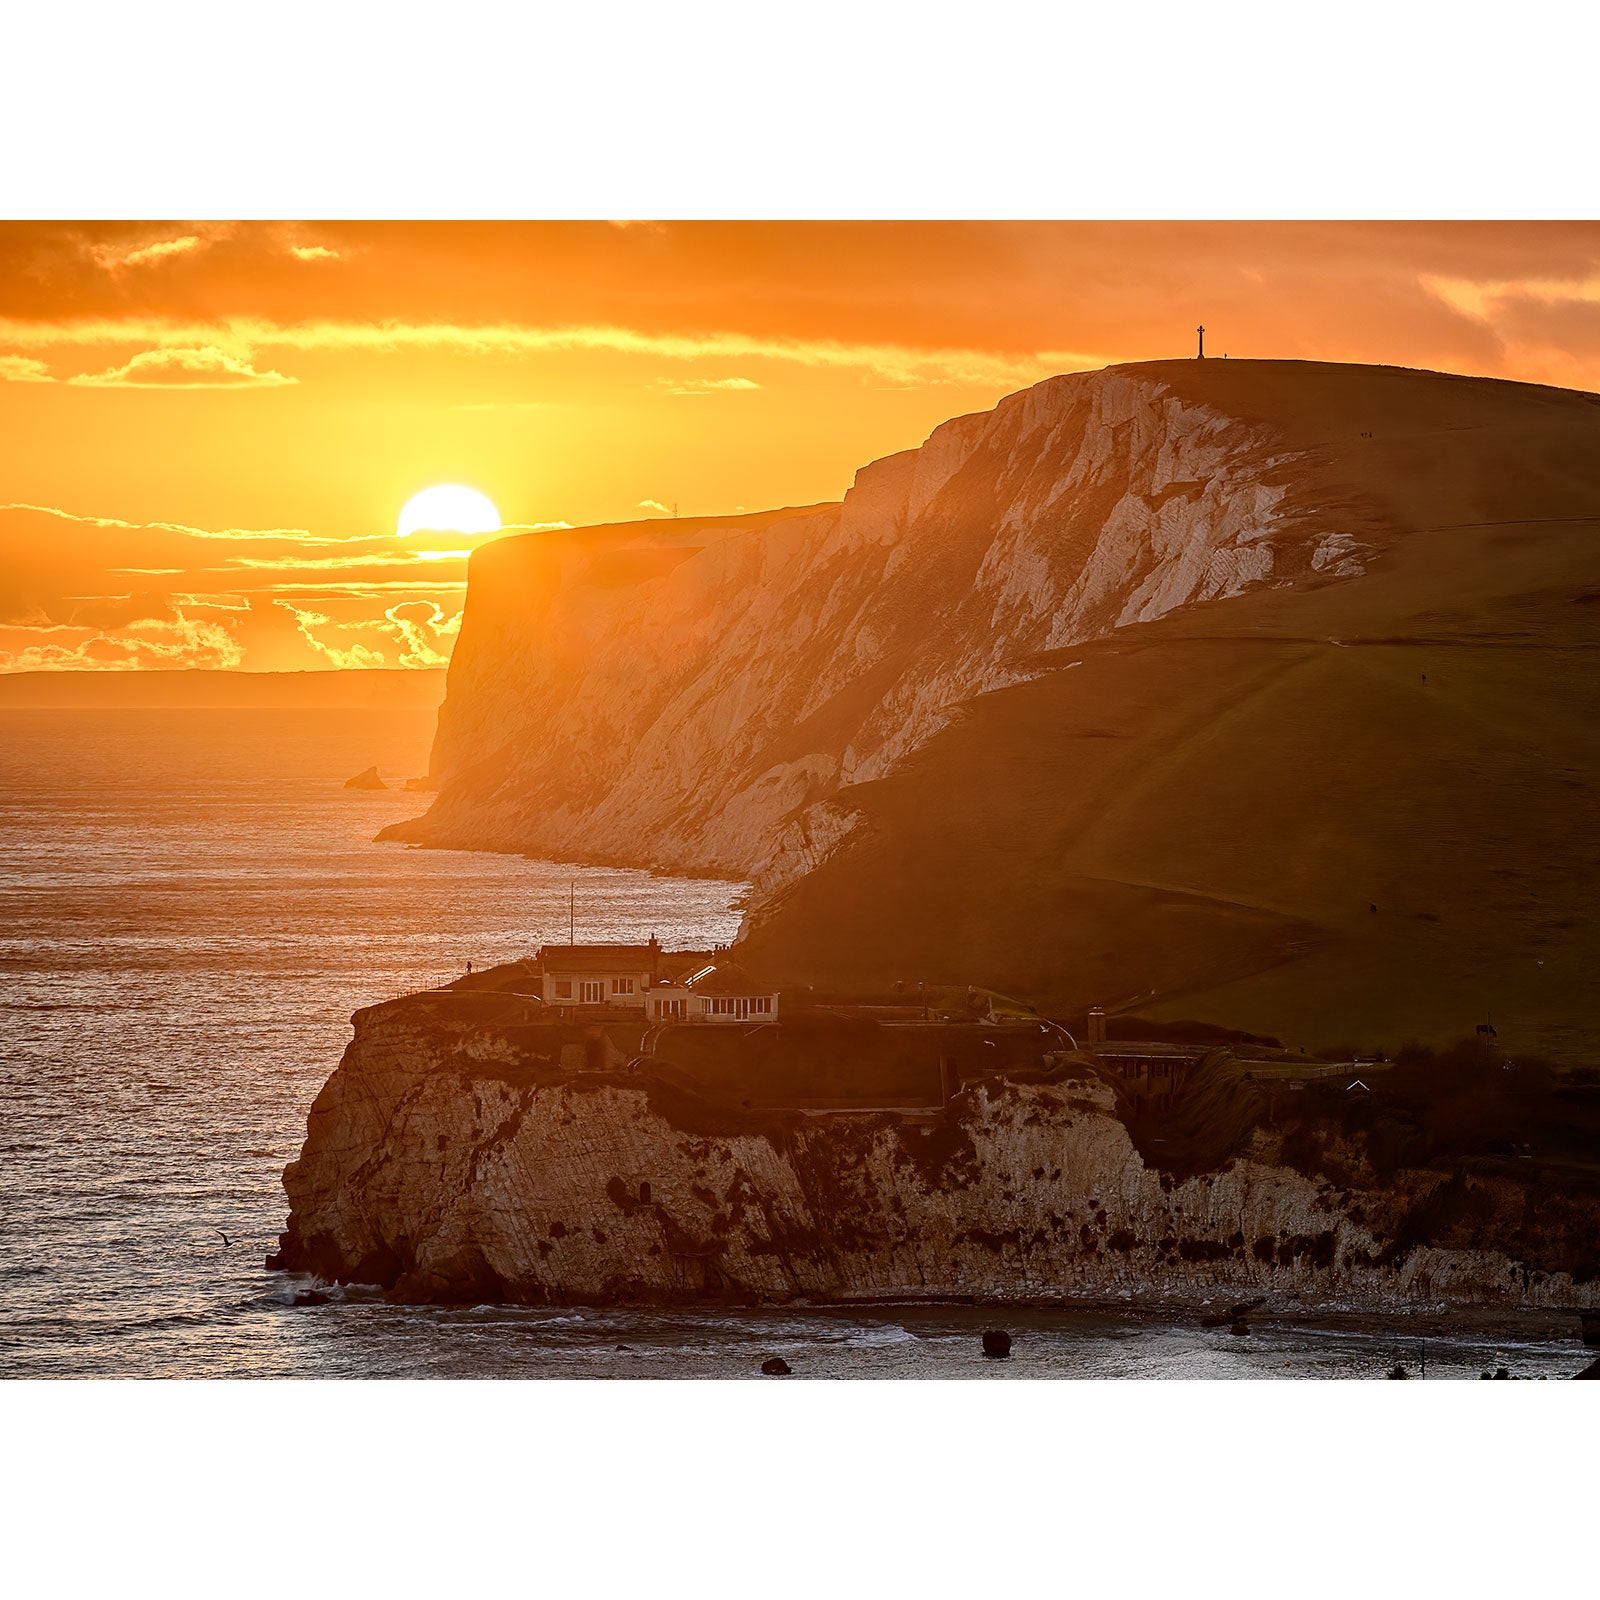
[[741, 366, 1600, 1060]]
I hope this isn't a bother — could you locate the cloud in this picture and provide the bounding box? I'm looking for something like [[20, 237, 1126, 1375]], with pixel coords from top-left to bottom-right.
[[275, 601, 387, 668], [0, 642, 83, 671], [246, 580, 467, 595], [1417, 271, 1600, 386], [1422, 272, 1600, 321], [223, 551, 465, 572], [0, 500, 480, 650], [384, 600, 454, 668], [66, 591, 179, 630], [0, 501, 346, 544], [637, 499, 671, 515], [118, 236, 205, 269], [0, 559, 468, 676], [0, 314, 1104, 390], [288, 244, 343, 262], [125, 617, 243, 668], [15, 223, 1600, 401], [86, 229, 230, 275], [66, 346, 296, 389], [265, 598, 460, 665], [659, 376, 763, 395], [206, 544, 491, 577], [387, 600, 444, 623], [0, 354, 52, 383], [1, 613, 246, 672]]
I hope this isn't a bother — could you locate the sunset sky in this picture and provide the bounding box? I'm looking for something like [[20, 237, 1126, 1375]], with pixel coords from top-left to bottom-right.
[[6, 219, 1600, 674]]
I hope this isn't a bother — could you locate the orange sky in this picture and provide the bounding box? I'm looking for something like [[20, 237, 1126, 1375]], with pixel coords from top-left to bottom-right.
[[5, 219, 1600, 673]]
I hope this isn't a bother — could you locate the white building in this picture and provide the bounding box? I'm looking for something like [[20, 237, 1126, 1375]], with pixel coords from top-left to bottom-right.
[[535, 939, 660, 1010], [533, 940, 781, 1023], [644, 961, 780, 1024]]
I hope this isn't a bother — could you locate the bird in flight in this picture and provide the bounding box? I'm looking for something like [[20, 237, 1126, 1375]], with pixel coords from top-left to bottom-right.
[[216, 1230, 235, 1247]]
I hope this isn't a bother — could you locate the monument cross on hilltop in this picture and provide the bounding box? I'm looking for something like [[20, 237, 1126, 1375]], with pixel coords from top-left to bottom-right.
[[1196, 325, 1206, 359]]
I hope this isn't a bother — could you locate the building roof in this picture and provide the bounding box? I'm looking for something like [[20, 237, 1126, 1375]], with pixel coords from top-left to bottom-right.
[[683, 961, 777, 996], [536, 943, 657, 974]]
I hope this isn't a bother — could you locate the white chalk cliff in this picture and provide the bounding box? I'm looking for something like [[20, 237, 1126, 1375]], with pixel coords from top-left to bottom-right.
[[302, 355, 1600, 1303], [384, 363, 1358, 894], [277, 993, 1600, 1310], [383, 359, 1600, 1057]]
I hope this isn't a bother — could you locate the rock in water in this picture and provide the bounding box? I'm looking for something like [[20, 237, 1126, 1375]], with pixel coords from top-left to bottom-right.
[[344, 766, 386, 790], [761, 1356, 791, 1376], [1230, 1321, 1250, 1336], [1572, 1357, 1600, 1379], [1388, 1364, 1409, 1379], [982, 1329, 1012, 1359], [292, 1289, 331, 1306]]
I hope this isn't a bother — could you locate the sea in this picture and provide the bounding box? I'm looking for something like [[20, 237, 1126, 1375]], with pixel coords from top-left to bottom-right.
[[0, 706, 1592, 1380]]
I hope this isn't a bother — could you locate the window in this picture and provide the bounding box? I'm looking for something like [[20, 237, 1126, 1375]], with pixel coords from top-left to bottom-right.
[[706, 996, 770, 1019], [612, 976, 635, 996], [657, 998, 684, 1019], [579, 979, 604, 1004], [554, 979, 572, 1000]]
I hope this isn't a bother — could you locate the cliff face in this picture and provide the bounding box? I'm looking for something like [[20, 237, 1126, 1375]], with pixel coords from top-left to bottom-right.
[[278, 997, 1600, 1310], [385, 363, 1350, 888], [383, 358, 1600, 1058]]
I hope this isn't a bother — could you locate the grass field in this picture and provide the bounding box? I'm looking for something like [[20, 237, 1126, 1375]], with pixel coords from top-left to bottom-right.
[[742, 361, 1600, 1062]]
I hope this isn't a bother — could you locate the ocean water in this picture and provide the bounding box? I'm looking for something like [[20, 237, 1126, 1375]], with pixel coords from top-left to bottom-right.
[[0, 707, 1592, 1380]]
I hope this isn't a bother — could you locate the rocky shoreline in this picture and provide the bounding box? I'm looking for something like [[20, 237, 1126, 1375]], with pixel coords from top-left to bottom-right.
[[275, 984, 1600, 1316]]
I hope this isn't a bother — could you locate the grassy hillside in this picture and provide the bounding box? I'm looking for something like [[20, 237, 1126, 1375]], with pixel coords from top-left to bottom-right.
[[741, 361, 1600, 1062]]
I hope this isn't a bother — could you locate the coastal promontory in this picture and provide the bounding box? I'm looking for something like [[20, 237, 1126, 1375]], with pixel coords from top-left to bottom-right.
[[276, 974, 1600, 1311], [381, 359, 1600, 1061]]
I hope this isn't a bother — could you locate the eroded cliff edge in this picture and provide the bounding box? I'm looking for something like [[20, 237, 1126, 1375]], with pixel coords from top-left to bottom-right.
[[382, 361, 1361, 883], [277, 988, 1600, 1311], [380, 358, 1600, 1058]]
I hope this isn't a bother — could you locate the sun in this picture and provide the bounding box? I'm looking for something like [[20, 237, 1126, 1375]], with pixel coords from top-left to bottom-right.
[[396, 484, 502, 538]]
